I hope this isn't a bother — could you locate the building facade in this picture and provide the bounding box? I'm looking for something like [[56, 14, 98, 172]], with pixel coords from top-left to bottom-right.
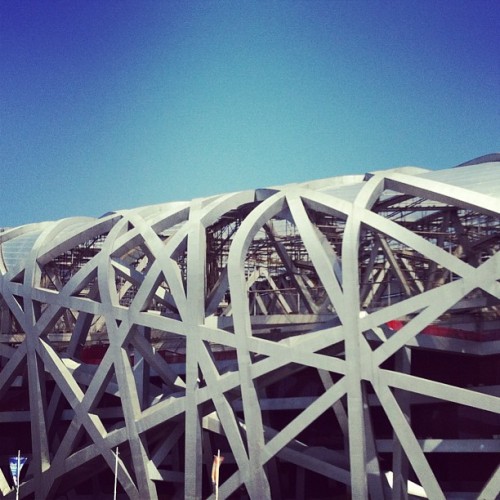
[[0, 157, 499, 499]]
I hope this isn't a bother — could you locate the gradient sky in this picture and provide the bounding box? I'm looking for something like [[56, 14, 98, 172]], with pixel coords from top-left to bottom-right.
[[1, 1, 499, 227]]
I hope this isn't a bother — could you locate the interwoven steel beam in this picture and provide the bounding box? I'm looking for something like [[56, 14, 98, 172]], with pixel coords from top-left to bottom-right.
[[0, 160, 499, 499]]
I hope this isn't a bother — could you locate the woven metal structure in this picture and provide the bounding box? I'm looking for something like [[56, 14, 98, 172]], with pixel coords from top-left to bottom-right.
[[0, 157, 499, 499]]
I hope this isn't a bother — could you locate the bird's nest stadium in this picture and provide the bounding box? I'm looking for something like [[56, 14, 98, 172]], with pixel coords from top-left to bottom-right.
[[0, 155, 499, 499]]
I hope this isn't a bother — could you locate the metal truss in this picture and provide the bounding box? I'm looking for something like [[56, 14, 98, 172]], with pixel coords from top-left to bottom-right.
[[0, 160, 499, 499]]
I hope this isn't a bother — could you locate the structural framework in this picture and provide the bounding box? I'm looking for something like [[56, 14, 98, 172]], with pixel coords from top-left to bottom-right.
[[0, 157, 499, 499]]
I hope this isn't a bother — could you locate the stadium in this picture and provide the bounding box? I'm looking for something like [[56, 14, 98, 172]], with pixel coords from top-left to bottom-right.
[[0, 155, 498, 499]]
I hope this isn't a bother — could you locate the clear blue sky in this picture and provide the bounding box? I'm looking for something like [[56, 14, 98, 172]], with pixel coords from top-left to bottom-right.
[[1, 1, 499, 227]]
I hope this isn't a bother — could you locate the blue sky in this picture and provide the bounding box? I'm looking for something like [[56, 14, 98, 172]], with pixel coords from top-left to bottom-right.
[[1, 1, 499, 227]]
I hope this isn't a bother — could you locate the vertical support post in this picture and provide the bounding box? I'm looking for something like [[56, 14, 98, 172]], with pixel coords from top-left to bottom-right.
[[113, 446, 119, 500], [16, 450, 20, 500], [392, 347, 411, 500], [342, 175, 385, 499], [184, 334, 202, 500], [343, 206, 369, 499], [214, 449, 220, 500], [134, 326, 151, 410], [185, 212, 206, 499]]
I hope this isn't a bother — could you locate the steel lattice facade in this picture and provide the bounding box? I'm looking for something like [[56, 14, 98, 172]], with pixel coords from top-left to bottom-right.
[[0, 158, 499, 499]]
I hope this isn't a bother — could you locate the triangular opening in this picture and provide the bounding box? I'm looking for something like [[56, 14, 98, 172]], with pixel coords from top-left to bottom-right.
[[10, 269, 25, 285], [205, 209, 244, 317], [243, 208, 336, 341], [137, 270, 180, 318], [68, 268, 100, 301], [12, 294, 24, 313], [128, 327, 186, 410], [301, 201, 346, 266], [359, 225, 443, 311], [39, 232, 108, 291], [365, 382, 439, 498]]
